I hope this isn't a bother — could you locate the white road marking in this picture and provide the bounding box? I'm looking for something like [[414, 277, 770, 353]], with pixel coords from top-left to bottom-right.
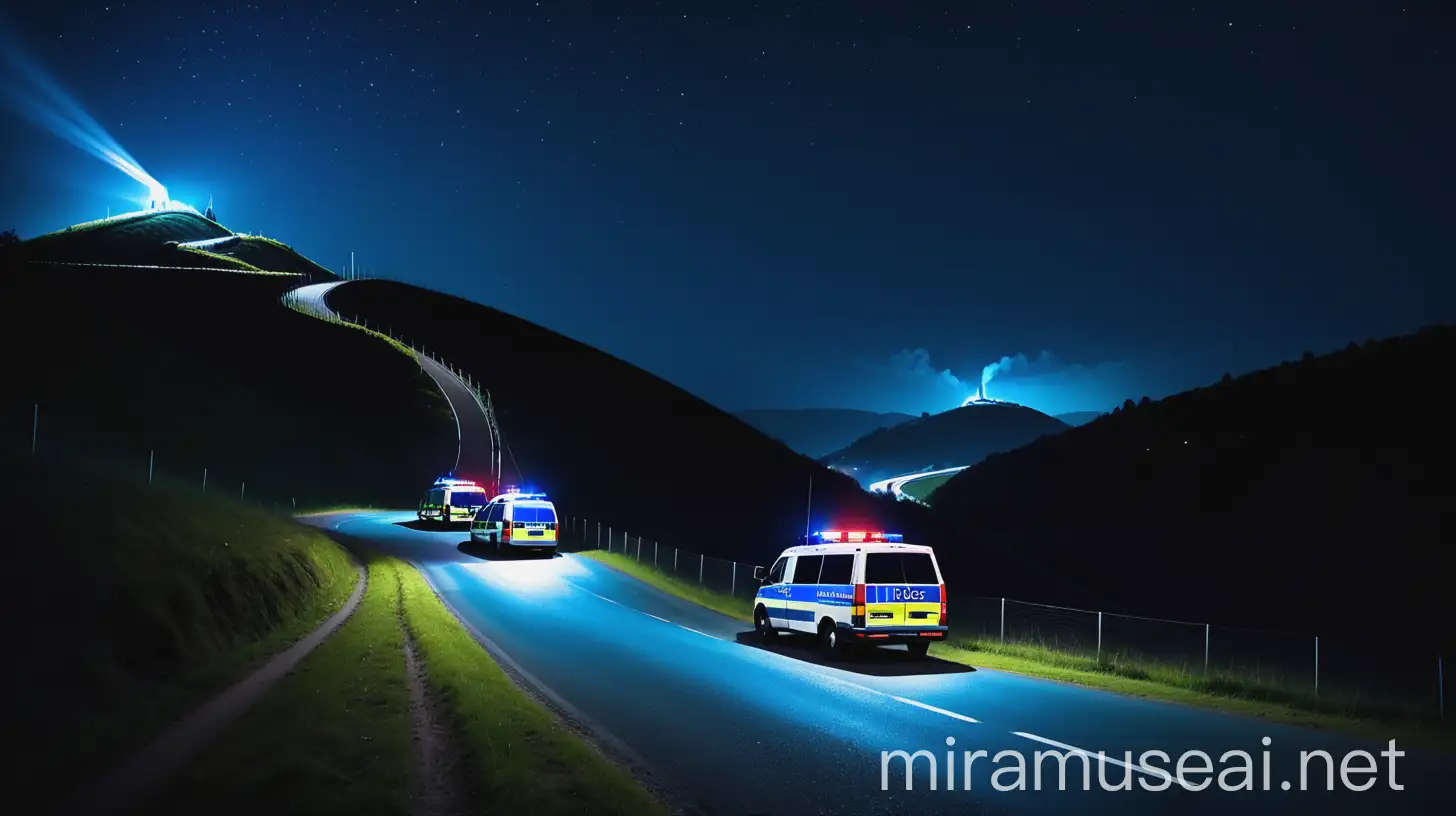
[[1012, 731, 1193, 790], [644, 613, 671, 623], [889, 695, 980, 724], [581, 589, 623, 607], [678, 625, 719, 640]]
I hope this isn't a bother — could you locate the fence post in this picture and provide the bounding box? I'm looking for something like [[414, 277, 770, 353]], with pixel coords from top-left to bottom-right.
[[1204, 623, 1210, 676], [1000, 598, 1006, 643], [636, 536, 641, 562], [674, 548, 678, 573], [731, 562, 736, 597], [31, 404, 38, 455], [699, 553, 704, 584], [1097, 611, 1103, 662], [1440, 655, 1445, 720], [202, 467, 208, 493], [148, 450, 154, 485], [597, 522, 600, 549], [654, 540, 658, 566], [1314, 636, 1319, 697], [241, 482, 246, 502], [608, 526, 612, 553]]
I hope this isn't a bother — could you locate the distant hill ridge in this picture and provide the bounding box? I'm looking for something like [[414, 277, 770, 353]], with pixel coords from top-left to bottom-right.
[[822, 401, 1070, 486], [734, 408, 916, 458]]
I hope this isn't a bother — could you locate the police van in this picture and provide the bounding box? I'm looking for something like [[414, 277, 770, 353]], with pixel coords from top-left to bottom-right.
[[417, 476, 490, 524], [752, 530, 947, 659], [471, 493, 559, 554]]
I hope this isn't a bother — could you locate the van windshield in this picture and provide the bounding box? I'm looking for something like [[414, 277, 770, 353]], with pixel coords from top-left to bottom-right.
[[864, 552, 938, 585]]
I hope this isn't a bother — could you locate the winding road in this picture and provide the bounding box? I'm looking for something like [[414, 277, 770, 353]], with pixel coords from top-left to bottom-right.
[[289, 280, 1453, 814], [304, 512, 1454, 816]]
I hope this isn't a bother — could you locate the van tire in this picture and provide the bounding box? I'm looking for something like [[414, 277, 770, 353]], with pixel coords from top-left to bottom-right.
[[820, 619, 848, 661], [907, 640, 931, 658], [754, 606, 773, 640]]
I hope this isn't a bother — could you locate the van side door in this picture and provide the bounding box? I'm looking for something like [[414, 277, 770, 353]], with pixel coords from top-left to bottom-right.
[[787, 554, 824, 633]]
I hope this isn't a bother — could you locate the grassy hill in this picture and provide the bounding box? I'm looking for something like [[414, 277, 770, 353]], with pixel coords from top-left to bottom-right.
[[822, 402, 1070, 486], [190, 234, 340, 281], [14, 210, 240, 268], [734, 408, 916, 458], [2, 242, 455, 508], [324, 280, 944, 566], [1, 446, 359, 792], [931, 325, 1455, 644]]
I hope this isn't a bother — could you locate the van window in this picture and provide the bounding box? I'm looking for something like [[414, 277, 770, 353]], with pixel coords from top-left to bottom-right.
[[513, 504, 556, 523], [791, 555, 823, 584], [768, 557, 786, 584], [865, 552, 939, 585], [485, 502, 506, 523], [451, 490, 487, 508], [902, 553, 939, 584], [819, 554, 854, 585]]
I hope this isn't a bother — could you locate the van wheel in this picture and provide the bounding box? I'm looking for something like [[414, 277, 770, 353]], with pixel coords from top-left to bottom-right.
[[820, 619, 848, 661], [907, 641, 931, 659], [754, 606, 773, 640]]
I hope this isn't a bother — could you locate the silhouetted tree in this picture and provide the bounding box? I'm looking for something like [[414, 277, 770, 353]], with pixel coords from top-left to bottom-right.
[[921, 411, 930, 419], [1220, 372, 1234, 385], [1121, 398, 1137, 412], [1138, 396, 1151, 407], [0, 229, 18, 246], [1301, 349, 1315, 363]]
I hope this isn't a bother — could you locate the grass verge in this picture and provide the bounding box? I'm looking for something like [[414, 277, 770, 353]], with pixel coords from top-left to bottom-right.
[[159, 550, 666, 814], [579, 549, 1454, 752], [157, 550, 411, 815], [579, 550, 752, 622], [4, 449, 360, 791], [932, 640, 1455, 752], [398, 556, 668, 814]]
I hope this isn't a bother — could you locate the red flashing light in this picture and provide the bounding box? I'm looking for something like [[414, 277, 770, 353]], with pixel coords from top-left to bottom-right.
[[939, 583, 947, 627]]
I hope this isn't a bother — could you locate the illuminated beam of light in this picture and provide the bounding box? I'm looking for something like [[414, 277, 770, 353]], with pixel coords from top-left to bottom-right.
[[0, 32, 167, 202]]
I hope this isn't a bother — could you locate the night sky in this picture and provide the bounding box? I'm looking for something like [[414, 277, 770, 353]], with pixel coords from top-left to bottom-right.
[[3, 2, 1450, 417]]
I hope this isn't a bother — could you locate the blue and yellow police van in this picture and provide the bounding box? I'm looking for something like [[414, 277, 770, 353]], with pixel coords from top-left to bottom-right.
[[753, 530, 947, 659]]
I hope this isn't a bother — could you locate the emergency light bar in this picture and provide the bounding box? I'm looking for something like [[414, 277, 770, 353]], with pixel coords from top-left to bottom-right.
[[813, 531, 903, 543], [434, 477, 479, 487]]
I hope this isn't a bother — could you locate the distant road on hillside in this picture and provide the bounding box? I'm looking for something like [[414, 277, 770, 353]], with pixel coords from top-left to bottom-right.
[[287, 281, 498, 483]]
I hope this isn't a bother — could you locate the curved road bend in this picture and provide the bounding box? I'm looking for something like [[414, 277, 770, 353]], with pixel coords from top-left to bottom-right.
[[304, 512, 1455, 816], [285, 281, 496, 479]]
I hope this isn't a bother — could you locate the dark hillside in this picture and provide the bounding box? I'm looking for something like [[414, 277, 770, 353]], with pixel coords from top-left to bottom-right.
[[0, 257, 454, 508], [932, 326, 1455, 643], [325, 281, 955, 566], [735, 408, 916, 458], [823, 402, 1070, 486]]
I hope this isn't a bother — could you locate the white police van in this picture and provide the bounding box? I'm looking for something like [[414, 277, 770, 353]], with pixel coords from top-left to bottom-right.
[[753, 530, 947, 659]]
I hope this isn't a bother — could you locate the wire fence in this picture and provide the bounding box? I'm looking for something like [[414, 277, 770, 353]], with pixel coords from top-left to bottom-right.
[[10, 402, 336, 515], [556, 514, 765, 603], [280, 287, 509, 487], [955, 595, 1446, 720]]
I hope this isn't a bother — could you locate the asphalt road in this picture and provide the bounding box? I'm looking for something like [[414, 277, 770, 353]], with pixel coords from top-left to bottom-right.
[[869, 466, 969, 503], [285, 281, 497, 480], [305, 511, 1454, 816]]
